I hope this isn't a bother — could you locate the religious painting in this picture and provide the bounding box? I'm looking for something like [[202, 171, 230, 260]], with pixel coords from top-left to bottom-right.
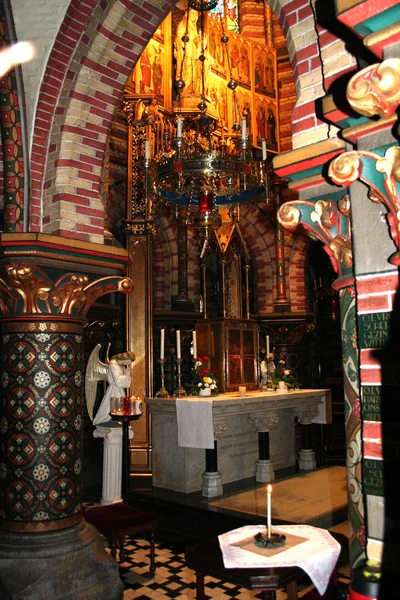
[[226, 0, 239, 33], [236, 87, 252, 140], [134, 39, 165, 104], [208, 13, 226, 78], [208, 72, 228, 129], [228, 34, 251, 89], [253, 44, 277, 98], [254, 94, 279, 153]]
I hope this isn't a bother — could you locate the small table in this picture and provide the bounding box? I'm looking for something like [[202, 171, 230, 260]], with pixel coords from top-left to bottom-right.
[[185, 537, 303, 600], [109, 413, 141, 503], [185, 528, 348, 600]]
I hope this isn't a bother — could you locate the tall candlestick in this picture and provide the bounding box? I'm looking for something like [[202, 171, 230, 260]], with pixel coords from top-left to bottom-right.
[[262, 140, 267, 161], [266, 335, 270, 357], [160, 328, 165, 360], [192, 330, 197, 359], [177, 117, 183, 138], [176, 330, 181, 359], [241, 119, 247, 140], [267, 484, 272, 538], [144, 140, 150, 160]]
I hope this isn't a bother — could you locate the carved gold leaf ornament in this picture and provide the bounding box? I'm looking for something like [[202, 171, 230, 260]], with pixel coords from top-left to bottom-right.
[[5, 264, 51, 313], [330, 236, 352, 268], [310, 200, 337, 229], [328, 153, 362, 186], [347, 59, 400, 118], [51, 275, 88, 313], [277, 204, 300, 229], [376, 146, 400, 202]]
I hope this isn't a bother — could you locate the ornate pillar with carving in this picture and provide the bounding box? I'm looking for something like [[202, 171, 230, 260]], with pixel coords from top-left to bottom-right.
[[0, 235, 132, 599]]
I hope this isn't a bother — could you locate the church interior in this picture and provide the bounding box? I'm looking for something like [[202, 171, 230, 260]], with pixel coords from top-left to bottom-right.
[[0, 0, 399, 598]]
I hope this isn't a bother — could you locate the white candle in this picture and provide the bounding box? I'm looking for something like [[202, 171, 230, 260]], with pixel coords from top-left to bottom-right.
[[241, 118, 247, 140], [177, 117, 183, 138], [192, 330, 197, 359], [262, 140, 267, 161], [267, 484, 272, 538], [160, 328, 165, 360], [176, 330, 181, 359], [266, 335, 270, 357], [145, 140, 150, 160]]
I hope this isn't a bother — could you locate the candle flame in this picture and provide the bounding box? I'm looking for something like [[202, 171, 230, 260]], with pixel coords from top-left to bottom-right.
[[267, 484, 272, 493]]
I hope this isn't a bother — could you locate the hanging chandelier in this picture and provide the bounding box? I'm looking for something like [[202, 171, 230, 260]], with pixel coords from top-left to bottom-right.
[[149, 0, 268, 229]]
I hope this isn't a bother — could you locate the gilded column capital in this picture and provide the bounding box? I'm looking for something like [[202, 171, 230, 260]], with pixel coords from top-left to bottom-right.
[[0, 263, 132, 317], [347, 58, 400, 119], [278, 196, 353, 288], [329, 147, 400, 265]]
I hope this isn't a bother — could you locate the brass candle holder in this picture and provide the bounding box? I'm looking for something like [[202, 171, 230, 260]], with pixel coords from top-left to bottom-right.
[[174, 357, 186, 397], [156, 358, 170, 397]]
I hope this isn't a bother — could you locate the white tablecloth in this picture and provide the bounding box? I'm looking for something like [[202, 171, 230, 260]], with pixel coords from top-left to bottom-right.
[[218, 524, 341, 595], [176, 398, 214, 449]]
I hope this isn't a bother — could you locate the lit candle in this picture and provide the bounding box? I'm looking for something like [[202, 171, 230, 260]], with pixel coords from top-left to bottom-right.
[[266, 335, 270, 357], [241, 118, 247, 140], [160, 328, 165, 360], [262, 140, 267, 161], [177, 117, 183, 138], [145, 140, 150, 160], [176, 330, 181, 359], [267, 484, 272, 538], [192, 330, 197, 359]]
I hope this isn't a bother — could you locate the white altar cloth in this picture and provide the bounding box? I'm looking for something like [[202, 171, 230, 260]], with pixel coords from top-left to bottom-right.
[[218, 524, 341, 595], [176, 398, 214, 449]]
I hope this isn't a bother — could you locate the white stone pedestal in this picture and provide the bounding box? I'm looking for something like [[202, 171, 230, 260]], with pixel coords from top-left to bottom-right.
[[202, 471, 223, 497], [93, 422, 132, 505], [299, 448, 316, 471], [256, 459, 275, 482]]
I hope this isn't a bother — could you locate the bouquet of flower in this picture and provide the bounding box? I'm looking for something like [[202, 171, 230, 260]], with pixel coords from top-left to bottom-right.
[[185, 355, 218, 395], [270, 353, 302, 390]]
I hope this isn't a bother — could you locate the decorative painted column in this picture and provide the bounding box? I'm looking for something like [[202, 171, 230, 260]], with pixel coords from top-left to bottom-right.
[[0, 235, 132, 599], [278, 190, 364, 566], [272, 179, 290, 311]]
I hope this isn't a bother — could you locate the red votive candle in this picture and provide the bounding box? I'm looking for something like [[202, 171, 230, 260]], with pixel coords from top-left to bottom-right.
[[123, 396, 130, 415], [199, 191, 214, 213]]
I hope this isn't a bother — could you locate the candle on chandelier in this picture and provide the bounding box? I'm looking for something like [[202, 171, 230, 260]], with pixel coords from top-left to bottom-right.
[[241, 118, 247, 140], [145, 140, 150, 160], [262, 140, 267, 161], [160, 328, 165, 360], [177, 117, 183, 138], [192, 330, 197, 359], [267, 484, 272, 539], [176, 330, 181, 359]]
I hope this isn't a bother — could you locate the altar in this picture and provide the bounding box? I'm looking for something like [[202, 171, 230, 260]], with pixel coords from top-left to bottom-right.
[[146, 389, 331, 495]]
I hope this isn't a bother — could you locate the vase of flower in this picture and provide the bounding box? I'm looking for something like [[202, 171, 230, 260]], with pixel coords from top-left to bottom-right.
[[199, 387, 212, 397]]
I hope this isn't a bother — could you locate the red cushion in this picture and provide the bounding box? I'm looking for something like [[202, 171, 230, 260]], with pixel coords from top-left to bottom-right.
[[83, 502, 157, 536]]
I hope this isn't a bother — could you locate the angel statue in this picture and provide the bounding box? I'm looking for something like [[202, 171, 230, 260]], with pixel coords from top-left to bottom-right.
[[85, 344, 136, 426]]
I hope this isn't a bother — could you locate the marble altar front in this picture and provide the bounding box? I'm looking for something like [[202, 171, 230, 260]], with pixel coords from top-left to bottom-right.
[[147, 389, 331, 495]]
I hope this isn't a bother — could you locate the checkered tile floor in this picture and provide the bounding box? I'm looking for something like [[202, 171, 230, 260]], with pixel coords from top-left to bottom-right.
[[103, 536, 349, 600]]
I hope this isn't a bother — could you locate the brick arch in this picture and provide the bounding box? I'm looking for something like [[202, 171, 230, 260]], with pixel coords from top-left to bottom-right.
[[31, 0, 176, 239], [286, 231, 312, 313], [239, 204, 276, 313], [153, 211, 179, 311], [31, 0, 353, 238]]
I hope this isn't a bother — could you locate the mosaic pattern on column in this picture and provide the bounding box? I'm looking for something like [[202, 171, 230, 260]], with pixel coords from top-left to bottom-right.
[[340, 286, 365, 567], [0, 321, 83, 532], [0, 5, 25, 232]]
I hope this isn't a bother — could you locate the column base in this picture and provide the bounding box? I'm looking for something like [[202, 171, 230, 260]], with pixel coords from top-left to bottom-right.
[[0, 519, 123, 600], [299, 448, 316, 471], [256, 459, 275, 483], [202, 471, 223, 497]]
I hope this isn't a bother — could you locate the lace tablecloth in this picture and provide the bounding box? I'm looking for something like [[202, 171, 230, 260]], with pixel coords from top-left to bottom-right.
[[218, 524, 341, 595]]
